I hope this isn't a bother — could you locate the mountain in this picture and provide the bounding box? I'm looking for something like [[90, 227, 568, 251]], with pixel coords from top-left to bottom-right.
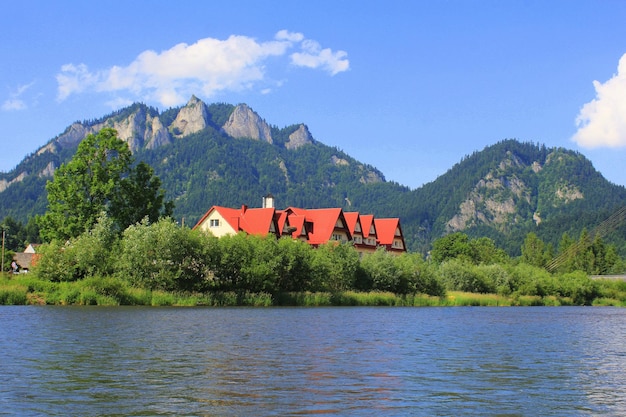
[[400, 140, 626, 254], [2, 97, 626, 255]]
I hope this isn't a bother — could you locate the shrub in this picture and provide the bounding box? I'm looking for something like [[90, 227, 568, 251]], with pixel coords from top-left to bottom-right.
[[557, 271, 599, 305], [118, 218, 217, 291], [439, 259, 494, 293], [0, 287, 28, 305]]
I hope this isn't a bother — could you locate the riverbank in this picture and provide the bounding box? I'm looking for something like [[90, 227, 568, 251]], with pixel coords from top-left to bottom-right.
[[2, 274, 625, 307]]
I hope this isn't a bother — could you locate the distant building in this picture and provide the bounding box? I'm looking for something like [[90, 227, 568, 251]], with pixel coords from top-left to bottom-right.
[[12, 244, 42, 273], [193, 195, 406, 253]]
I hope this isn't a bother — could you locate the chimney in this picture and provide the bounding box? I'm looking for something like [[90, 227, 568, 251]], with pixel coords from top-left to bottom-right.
[[262, 194, 275, 209], [241, 204, 248, 214]]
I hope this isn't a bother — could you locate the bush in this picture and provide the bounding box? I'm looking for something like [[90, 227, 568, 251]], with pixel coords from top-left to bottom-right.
[[310, 242, 359, 292], [118, 218, 218, 291], [507, 263, 555, 297], [439, 259, 494, 293], [557, 271, 599, 305], [0, 286, 28, 305]]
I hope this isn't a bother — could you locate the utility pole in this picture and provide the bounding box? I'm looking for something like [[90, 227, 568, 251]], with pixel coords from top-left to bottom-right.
[[1, 229, 5, 274]]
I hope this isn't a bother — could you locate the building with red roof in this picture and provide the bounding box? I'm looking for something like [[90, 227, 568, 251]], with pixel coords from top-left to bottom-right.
[[193, 195, 406, 253]]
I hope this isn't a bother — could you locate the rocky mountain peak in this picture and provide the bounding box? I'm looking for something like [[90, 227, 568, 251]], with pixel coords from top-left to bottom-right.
[[170, 96, 210, 138], [222, 103, 273, 143], [285, 124, 314, 149]]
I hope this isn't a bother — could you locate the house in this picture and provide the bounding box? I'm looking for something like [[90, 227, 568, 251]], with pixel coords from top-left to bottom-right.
[[193, 196, 406, 253], [12, 244, 42, 273], [193, 205, 279, 238]]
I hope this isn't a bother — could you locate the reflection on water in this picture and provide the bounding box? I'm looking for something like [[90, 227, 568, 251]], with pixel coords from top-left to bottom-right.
[[1, 306, 625, 416]]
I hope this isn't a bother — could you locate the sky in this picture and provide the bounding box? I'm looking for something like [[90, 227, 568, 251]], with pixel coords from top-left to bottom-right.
[[2, 0, 626, 190]]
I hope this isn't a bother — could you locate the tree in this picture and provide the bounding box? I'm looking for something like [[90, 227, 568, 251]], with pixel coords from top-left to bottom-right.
[[109, 161, 174, 227], [0, 217, 27, 252], [117, 218, 217, 291], [520, 232, 548, 267], [38, 128, 172, 241], [430, 233, 472, 264], [470, 237, 509, 265]]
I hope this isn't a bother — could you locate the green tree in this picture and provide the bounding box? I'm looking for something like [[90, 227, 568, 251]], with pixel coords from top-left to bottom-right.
[[520, 232, 548, 267], [117, 218, 217, 291], [310, 242, 359, 292], [38, 128, 172, 241], [109, 161, 174, 228], [34, 213, 119, 282], [360, 248, 403, 293], [0, 217, 27, 252], [439, 259, 494, 293], [431, 233, 472, 263], [470, 237, 509, 265], [274, 238, 314, 292]]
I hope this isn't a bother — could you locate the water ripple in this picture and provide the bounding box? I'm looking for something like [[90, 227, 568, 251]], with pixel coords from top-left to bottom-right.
[[1, 306, 625, 416]]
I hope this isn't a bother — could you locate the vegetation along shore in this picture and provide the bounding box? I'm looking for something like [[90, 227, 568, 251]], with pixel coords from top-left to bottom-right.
[[2, 128, 625, 307]]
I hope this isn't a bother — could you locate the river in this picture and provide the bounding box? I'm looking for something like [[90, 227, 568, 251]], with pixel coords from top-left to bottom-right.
[[1, 306, 625, 416]]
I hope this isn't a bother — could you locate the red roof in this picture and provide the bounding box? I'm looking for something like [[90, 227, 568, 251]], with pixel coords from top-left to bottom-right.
[[194, 205, 278, 236], [374, 218, 404, 247], [343, 212, 361, 235], [359, 214, 376, 238], [302, 208, 350, 245], [194, 203, 405, 252]]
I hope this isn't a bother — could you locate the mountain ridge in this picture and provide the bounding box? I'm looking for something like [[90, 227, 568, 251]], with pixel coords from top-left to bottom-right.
[[1, 97, 625, 255]]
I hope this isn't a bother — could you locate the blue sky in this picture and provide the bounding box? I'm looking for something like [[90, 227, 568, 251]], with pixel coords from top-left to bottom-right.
[[2, 0, 626, 190]]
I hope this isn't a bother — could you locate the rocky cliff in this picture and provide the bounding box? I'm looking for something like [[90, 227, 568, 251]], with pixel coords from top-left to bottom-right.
[[1, 97, 304, 189], [222, 103, 273, 143]]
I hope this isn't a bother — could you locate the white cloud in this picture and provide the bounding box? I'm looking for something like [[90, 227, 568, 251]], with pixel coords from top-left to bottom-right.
[[1, 99, 26, 111], [56, 30, 349, 107], [290, 39, 350, 75], [2, 81, 35, 111], [571, 53, 626, 148]]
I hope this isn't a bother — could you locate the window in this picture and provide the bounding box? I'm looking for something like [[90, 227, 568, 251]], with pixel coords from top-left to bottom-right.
[[209, 219, 220, 227], [354, 236, 362, 244], [332, 233, 343, 241]]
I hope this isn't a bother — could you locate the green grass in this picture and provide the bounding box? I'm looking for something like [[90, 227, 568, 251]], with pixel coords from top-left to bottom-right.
[[2, 274, 626, 307]]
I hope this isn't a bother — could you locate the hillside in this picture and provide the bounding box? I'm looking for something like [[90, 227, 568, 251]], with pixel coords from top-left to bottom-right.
[[403, 140, 626, 254], [1, 97, 625, 255]]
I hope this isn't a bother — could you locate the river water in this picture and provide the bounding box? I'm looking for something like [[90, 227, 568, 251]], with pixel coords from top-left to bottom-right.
[[1, 306, 625, 416]]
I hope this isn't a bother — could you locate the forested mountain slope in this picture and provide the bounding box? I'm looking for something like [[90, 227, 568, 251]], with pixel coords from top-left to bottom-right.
[[1, 98, 625, 254], [402, 140, 626, 254]]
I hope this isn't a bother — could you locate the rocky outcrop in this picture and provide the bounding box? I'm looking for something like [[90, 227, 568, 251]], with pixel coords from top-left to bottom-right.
[[170, 95, 209, 138], [39, 162, 55, 178], [222, 104, 272, 143], [360, 170, 384, 184], [0, 172, 27, 192], [285, 124, 313, 149], [446, 167, 531, 233], [110, 107, 146, 151], [56, 123, 95, 147], [331, 155, 349, 166], [555, 183, 584, 203], [145, 115, 171, 149]]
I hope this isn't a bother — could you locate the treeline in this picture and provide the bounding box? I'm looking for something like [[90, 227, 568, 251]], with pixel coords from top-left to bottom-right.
[[21, 214, 625, 306]]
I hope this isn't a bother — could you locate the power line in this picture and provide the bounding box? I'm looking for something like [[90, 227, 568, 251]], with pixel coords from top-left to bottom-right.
[[545, 206, 626, 272]]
